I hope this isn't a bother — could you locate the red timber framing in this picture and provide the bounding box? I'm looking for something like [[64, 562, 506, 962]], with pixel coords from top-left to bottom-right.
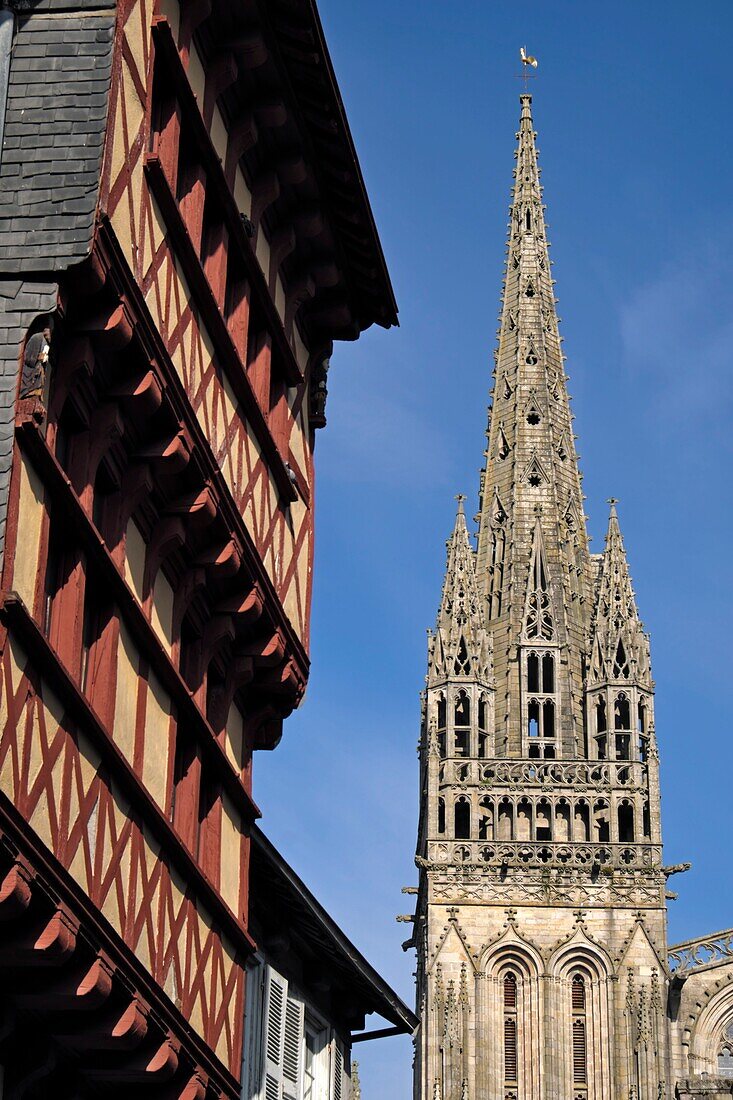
[[0, 0, 397, 1092]]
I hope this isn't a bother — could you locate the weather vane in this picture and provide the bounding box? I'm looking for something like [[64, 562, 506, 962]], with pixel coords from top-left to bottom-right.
[[518, 46, 538, 92]]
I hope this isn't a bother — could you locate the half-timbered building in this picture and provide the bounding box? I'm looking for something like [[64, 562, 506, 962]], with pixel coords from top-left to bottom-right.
[[0, 0, 414, 1096]]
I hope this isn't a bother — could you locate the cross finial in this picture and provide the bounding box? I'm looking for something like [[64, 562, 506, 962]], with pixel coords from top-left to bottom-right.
[[607, 497, 619, 506], [455, 493, 466, 513], [505, 907, 518, 925], [573, 908, 586, 925]]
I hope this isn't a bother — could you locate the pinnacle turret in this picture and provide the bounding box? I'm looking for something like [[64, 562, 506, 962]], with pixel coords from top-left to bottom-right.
[[427, 497, 492, 687], [588, 501, 652, 689]]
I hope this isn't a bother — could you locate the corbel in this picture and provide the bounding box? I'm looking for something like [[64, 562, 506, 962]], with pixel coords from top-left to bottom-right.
[[116, 464, 154, 534], [144, 515, 186, 593], [256, 657, 305, 706], [144, 1037, 180, 1084], [76, 997, 150, 1058], [202, 612, 236, 660], [207, 653, 254, 734], [247, 703, 283, 751], [31, 907, 79, 967], [268, 225, 296, 297], [217, 580, 264, 627], [294, 204, 325, 240], [108, 367, 164, 418], [70, 250, 108, 297], [76, 302, 134, 352], [136, 428, 192, 473], [0, 860, 34, 919], [177, 0, 212, 64], [239, 628, 285, 669], [47, 336, 94, 424], [179, 1073, 208, 1100], [171, 565, 207, 643], [223, 111, 259, 186], [78, 402, 126, 499], [284, 271, 316, 331], [276, 154, 308, 187], [195, 538, 241, 580], [166, 484, 217, 531], [308, 296, 358, 340], [254, 100, 288, 130], [202, 51, 239, 129], [249, 169, 280, 232], [230, 29, 269, 71]]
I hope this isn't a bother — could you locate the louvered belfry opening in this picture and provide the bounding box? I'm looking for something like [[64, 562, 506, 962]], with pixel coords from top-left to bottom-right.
[[503, 972, 518, 1091], [571, 975, 588, 1089]]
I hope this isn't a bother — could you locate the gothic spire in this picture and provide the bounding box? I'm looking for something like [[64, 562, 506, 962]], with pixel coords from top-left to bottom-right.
[[427, 497, 492, 686], [474, 93, 593, 752], [588, 501, 652, 688]]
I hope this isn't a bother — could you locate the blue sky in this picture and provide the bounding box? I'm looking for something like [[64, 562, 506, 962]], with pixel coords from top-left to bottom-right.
[[256, 3, 733, 1096]]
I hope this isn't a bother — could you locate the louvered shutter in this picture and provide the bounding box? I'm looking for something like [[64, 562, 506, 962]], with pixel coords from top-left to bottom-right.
[[572, 1019, 587, 1083], [264, 968, 288, 1100], [282, 993, 304, 1100], [504, 1018, 517, 1083], [242, 961, 266, 1100], [331, 1037, 343, 1100]]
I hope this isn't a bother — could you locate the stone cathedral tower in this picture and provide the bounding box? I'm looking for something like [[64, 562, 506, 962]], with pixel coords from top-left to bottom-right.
[[411, 94, 673, 1099]]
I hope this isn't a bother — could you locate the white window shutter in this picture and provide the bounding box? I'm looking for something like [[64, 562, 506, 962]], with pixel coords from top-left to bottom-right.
[[282, 993, 304, 1100], [264, 967, 288, 1100], [331, 1037, 343, 1100]]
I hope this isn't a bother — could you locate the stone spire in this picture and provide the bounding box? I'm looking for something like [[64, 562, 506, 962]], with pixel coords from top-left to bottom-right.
[[588, 501, 652, 690], [475, 94, 592, 755], [427, 496, 492, 687]]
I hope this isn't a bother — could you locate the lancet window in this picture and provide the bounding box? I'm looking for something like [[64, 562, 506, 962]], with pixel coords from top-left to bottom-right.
[[454, 797, 471, 840], [614, 692, 631, 760], [524, 650, 558, 758], [618, 800, 634, 843], [478, 694, 490, 758], [453, 690, 470, 757], [571, 974, 588, 1093], [503, 972, 518, 1094]]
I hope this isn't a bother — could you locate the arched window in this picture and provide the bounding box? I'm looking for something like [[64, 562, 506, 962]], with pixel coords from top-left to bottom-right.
[[614, 693, 631, 730], [454, 692, 470, 726], [536, 800, 552, 841], [593, 800, 610, 843], [719, 1025, 733, 1077], [574, 800, 590, 842], [503, 973, 518, 1087], [543, 699, 555, 739], [454, 797, 471, 840], [595, 695, 607, 733], [478, 797, 493, 840], [516, 798, 531, 841], [527, 652, 540, 693], [618, 800, 634, 843], [555, 800, 571, 842], [478, 695, 488, 730], [571, 974, 588, 1088], [437, 696, 447, 730], [498, 798, 513, 840], [542, 653, 555, 693], [437, 797, 445, 835]]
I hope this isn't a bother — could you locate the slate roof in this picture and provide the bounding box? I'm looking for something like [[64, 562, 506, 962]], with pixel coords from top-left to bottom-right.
[[0, 1, 116, 566], [0, 3, 115, 271], [250, 826, 417, 1035]]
